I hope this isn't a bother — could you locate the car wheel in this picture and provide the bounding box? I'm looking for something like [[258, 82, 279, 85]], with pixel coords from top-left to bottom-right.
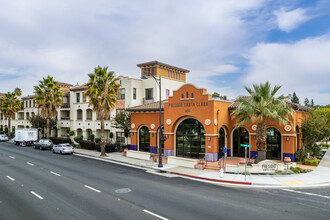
[[60, 151, 63, 155], [39, 146, 42, 150], [52, 149, 55, 153]]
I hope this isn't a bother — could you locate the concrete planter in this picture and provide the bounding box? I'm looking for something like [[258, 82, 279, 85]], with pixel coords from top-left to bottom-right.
[[126, 150, 150, 160], [167, 156, 198, 168]]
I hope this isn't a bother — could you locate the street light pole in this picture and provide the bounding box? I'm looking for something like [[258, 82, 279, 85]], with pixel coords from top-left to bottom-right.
[[142, 70, 163, 168]]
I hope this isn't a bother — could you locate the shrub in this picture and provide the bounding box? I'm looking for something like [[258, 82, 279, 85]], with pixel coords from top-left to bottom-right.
[[295, 149, 308, 162], [319, 143, 330, 149], [307, 144, 321, 157], [50, 137, 72, 145], [95, 138, 101, 143], [74, 135, 83, 143], [66, 128, 70, 133], [105, 144, 116, 153], [68, 130, 75, 136], [78, 140, 95, 150], [89, 134, 95, 142], [0, 131, 4, 134], [95, 143, 101, 152], [311, 159, 319, 166], [304, 158, 312, 165]]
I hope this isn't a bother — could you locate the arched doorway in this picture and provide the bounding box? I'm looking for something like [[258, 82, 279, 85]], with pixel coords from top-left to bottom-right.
[[266, 127, 281, 160], [139, 126, 150, 152], [219, 127, 226, 158], [233, 127, 249, 157], [176, 118, 205, 159]]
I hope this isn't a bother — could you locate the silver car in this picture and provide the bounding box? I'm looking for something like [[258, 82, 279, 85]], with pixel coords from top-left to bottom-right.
[[34, 139, 53, 150], [0, 134, 9, 141], [52, 143, 74, 155]]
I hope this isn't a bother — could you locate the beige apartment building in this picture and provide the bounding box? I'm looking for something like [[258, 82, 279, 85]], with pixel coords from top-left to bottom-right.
[[0, 61, 189, 144]]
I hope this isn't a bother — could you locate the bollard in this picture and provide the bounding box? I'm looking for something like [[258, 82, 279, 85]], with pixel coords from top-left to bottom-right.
[[219, 168, 224, 178]]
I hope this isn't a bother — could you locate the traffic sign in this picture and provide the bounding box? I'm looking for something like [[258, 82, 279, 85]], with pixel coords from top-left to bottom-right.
[[240, 144, 252, 148]]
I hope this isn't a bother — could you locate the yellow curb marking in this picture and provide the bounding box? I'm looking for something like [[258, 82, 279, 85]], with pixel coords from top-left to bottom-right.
[[281, 181, 304, 185]]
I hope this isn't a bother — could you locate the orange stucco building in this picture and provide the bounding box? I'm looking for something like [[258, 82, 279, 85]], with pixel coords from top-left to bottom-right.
[[128, 84, 307, 162]]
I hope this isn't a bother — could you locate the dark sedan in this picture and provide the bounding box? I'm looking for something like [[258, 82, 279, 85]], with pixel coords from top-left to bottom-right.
[[34, 139, 53, 150]]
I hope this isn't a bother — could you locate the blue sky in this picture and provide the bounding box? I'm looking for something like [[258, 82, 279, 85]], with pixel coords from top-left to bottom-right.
[[0, 0, 329, 105]]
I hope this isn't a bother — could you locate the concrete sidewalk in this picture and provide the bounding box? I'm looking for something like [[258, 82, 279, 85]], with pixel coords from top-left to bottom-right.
[[73, 148, 330, 188]]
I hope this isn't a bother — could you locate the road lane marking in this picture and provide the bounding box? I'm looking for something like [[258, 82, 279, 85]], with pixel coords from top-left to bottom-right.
[[50, 171, 61, 176], [6, 176, 15, 181], [31, 191, 43, 200], [143, 209, 169, 220], [26, 162, 34, 166], [282, 189, 330, 199], [9, 156, 15, 159], [84, 185, 101, 193]]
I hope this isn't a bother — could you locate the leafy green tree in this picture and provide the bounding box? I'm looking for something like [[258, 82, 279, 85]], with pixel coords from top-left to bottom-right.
[[232, 82, 294, 162], [212, 92, 220, 98], [0, 88, 22, 137], [301, 110, 330, 147], [304, 98, 310, 106], [34, 76, 64, 137], [29, 115, 57, 137], [291, 92, 300, 104], [112, 110, 131, 145], [310, 99, 314, 107], [85, 66, 120, 156]]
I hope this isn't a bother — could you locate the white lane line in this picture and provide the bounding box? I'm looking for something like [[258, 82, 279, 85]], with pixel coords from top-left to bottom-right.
[[50, 171, 61, 177], [26, 162, 34, 166], [6, 176, 15, 181], [84, 185, 101, 193], [31, 191, 43, 200], [282, 189, 330, 199], [9, 156, 15, 159], [143, 209, 169, 220]]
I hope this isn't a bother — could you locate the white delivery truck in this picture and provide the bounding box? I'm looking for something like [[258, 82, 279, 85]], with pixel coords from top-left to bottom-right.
[[14, 128, 38, 146]]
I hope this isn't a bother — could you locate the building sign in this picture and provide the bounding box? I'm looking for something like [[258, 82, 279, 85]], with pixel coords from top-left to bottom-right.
[[261, 163, 277, 172], [168, 101, 208, 108]]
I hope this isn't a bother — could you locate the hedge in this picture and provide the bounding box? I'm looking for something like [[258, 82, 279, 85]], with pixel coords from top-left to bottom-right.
[[95, 143, 116, 153], [50, 137, 72, 145], [78, 140, 95, 150]]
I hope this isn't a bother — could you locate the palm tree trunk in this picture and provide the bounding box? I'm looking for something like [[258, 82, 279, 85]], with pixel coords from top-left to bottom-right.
[[100, 118, 106, 157], [255, 120, 267, 163], [8, 117, 11, 138], [46, 118, 50, 138]]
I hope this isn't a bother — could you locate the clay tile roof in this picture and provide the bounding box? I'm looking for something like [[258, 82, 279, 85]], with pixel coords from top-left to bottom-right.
[[57, 82, 73, 87], [127, 101, 165, 112], [228, 96, 311, 111], [137, 61, 190, 73], [70, 85, 88, 91]]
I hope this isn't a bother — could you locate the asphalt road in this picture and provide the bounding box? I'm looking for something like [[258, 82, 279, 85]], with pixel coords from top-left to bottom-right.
[[0, 141, 330, 220]]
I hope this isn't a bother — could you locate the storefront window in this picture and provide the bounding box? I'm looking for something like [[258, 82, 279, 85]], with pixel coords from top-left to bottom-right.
[[219, 127, 226, 158], [176, 118, 205, 159], [139, 126, 150, 152], [233, 127, 249, 157], [266, 127, 281, 160]]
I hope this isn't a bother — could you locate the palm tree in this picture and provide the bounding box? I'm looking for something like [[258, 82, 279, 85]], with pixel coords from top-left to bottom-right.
[[34, 76, 64, 138], [85, 66, 119, 156], [232, 82, 294, 162], [0, 88, 22, 137]]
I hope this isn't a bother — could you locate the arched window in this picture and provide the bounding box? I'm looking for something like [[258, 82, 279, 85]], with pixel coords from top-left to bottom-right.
[[176, 118, 205, 159], [181, 93, 184, 98], [233, 127, 249, 157], [139, 126, 150, 152], [219, 127, 226, 158], [191, 93, 194, 99], [186, 92, 189, 98], [266, 127, 281, 160], [86, 109, 93, 120], [77, 109, 83, 120]]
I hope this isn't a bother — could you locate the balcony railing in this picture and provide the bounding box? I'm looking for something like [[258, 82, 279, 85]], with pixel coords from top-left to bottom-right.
[[143, 97, 154, 104], [60, 117, 70, 120], [61, 103, 70, 108]]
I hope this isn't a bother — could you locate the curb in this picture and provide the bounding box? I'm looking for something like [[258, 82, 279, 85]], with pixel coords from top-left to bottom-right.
[[170, 171, 252, 185]]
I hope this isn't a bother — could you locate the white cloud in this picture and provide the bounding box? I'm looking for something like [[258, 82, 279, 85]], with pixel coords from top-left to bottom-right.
[[244, 34, 330, 105], [274, 8, 310, 32]]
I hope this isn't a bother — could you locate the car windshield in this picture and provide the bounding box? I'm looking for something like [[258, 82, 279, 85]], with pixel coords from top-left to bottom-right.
[[64, 145, 72, 148]]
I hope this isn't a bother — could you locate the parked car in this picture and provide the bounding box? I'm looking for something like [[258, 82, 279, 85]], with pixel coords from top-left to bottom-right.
[[53, 143, 74, 155], [34, 139, 53, 150], [0, 134, 9, 141]]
